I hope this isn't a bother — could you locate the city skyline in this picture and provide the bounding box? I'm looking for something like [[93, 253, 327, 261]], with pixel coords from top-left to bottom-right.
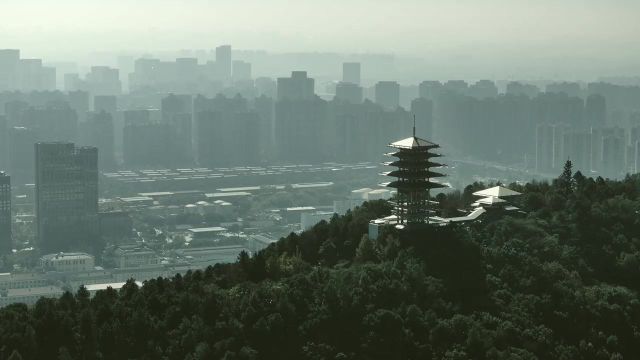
[[3, 0, 640, 79]]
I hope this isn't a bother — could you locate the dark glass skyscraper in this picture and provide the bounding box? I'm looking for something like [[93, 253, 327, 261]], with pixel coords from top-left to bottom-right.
[[0, 172, 10, 254], [35, 142, 99, 253]]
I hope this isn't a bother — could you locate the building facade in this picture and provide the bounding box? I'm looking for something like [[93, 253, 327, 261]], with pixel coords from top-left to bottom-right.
[[0, 172, 10, 254], [35, 142, 99, 253], [40, 252, 95, 272]]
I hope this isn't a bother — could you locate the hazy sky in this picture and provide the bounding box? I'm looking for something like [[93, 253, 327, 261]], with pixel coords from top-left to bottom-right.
[[3, 0, 639, 77]]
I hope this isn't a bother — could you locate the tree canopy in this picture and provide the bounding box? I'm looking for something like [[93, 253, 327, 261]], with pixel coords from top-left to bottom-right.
[[1, 170, 640, 359]]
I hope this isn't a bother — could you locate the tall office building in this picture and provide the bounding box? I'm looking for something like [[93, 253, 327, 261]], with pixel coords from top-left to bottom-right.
[[86, 66, 122, 96], [122, 110, 173, 167], [254, 95, 275, 158], [601, 135, 625, 178], [418, 81, 443, 100], [67, 90, 90, 123], [275, 97, 328, 163], [0, 116, 6, 170], [443, 80, 469, 94], [277, 71, 315, 101], [255, 77, 277, 98], [342, 62, 361, 85], [0, 49, 20, 91], [22, 101, 79, 143], [535, 124, 552, 173], [17, 58, 56, 91], [94, 95, 117, 114], [468, 80, 499, 99], [546, 82, 582, 97], [634, 140, 640, 174], [175, 58, 199, 86], [232, 60, 252, 82], [35, 142, 99, 253], [0, 172, 11, 254], [85, 111, 116, 170], [591, 127, 625, 172], [585, 94, 606, 126], [8, 126, 37, 184], [375, 81, 400, 110], [216, 45, 232, 81], [505, 82, 539, 98], [195, 94, 261, 166], [161, 94, 194, 165], [335, 82, 363, 104], [563, 131, 591, 173]]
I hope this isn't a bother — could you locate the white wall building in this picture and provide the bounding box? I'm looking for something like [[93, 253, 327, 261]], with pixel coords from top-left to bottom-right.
[[40, 252, 95, 273]]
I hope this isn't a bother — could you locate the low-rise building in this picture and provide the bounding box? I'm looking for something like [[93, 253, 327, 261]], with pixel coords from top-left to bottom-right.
[[284, 206, 316, 223], [84, 281, 142, 297], [119, 196, 154, 208], [40, 252, 95, 273], [187, 227, 227, 241], [0, 272, 49, 289], [113, 245, 159, 269], [175, 245, 246, 265], [0, 285, 64, 307]]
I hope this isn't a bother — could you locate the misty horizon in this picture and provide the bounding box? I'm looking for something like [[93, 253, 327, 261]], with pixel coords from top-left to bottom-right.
[[4, 0, 640, 80]]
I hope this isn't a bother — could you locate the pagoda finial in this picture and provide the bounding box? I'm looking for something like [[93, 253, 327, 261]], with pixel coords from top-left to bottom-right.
[[413, 114, 416, 137]]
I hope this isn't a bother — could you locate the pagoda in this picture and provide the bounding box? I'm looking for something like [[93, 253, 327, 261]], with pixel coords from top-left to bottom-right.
[[381, 124, 446, 225]]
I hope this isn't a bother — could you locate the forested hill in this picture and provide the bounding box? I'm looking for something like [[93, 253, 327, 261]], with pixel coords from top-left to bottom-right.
[[2, 164, 640, 360]]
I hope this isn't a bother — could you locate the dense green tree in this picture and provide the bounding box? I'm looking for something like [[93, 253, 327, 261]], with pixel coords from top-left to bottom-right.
[[1, 177, 640, 359], [7, 351, 22, 360], [355, 235, 377, 263]]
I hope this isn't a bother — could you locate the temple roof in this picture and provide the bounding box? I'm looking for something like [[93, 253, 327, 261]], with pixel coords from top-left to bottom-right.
[[381, 170, 446, 178], [389, 136, 439, 149], [473, 196, 507, 206], [381, 180, 448, 190], [473, 186, 522, 198]]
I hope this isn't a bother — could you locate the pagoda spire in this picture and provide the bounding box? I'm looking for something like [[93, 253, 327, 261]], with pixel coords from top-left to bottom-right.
[[413, 114, 416, 137]]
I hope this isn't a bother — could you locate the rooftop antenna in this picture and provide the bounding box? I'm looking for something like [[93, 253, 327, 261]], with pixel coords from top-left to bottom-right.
[[413, 114, 416, 137]]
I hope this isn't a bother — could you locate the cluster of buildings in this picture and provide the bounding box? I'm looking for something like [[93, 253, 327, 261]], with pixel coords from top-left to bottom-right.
[[425, 80, 640, 178], [535, 124, 640, 178], [0, 142, 99, 255], [0, 50, 56, 92], [3, 45, 640, 182], [0, 44, 639, 307]]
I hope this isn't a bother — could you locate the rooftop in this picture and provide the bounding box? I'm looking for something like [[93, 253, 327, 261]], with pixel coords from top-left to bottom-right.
[[84, 281, 142, 292], [286, 206, 316, 212], [473, 186, 522, 198], [389, 136, 439, 150], [187, 227, 227, 233], [5, 286, 64, 297], [119, 196, 154, 203], [206, 192, 252, 198], [41, 252, 93, 261]]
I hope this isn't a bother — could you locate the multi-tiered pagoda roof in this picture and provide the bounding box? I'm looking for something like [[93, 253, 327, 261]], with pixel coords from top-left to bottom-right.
[[381, 130, 446, 225]]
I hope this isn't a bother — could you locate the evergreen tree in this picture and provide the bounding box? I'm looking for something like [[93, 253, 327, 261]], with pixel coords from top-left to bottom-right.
[[355, 235, 377, 263], [558, 159, 574, 195], [7, 350, 22, 360]]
